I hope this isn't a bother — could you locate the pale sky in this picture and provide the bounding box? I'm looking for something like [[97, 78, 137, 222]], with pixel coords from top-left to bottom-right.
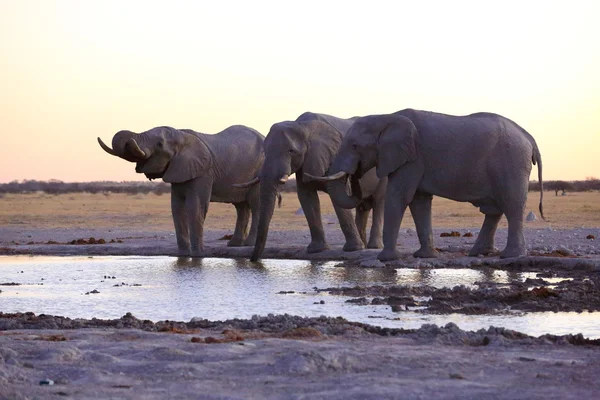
[[1, 0, 598, 182]]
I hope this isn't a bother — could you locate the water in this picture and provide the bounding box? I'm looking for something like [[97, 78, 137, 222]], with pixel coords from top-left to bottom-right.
[[1, 256, 599, 338]]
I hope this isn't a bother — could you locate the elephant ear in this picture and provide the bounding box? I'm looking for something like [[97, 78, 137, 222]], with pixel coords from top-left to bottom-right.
[[302, 120, 343, 179], [376, 116, 418, 179], [163, 129, 211, 183]]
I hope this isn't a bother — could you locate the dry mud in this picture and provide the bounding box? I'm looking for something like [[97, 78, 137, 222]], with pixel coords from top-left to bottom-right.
[[1, 225, 600, 398], [1, 313, 600, 399]]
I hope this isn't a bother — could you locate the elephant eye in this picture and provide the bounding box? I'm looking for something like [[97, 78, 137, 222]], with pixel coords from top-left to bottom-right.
[[157, 141, 163, 148], [288, 149, 294, 154], [352, 144, 358, 150]]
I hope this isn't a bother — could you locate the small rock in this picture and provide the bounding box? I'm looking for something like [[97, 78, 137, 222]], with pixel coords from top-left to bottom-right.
[[294, 208, 305, 216], [526, 211, 537, 222], [463, 232, 473, 237], [39, 379, 54, 386], [587, 234, 596, 240]]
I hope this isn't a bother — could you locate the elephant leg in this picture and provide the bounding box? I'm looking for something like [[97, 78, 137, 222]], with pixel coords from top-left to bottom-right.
[[332, 204, 364, 252], [409, 192, 438, 258], [187, 179, 212, 257], [171, 188, 190, 256], [296, 183, 329, 253], [228, 202, 250, 247], [355, 207, 369, 247], [367, 186, 385, 249], [469, 212, 502, 256], [501, 202, 527, 258], [244, 186, 260, 246], [378, 166, 420, 262]]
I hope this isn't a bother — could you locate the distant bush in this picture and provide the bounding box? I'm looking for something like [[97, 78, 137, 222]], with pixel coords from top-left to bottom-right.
[[529, 179, 600, 194], [2, 178, 598, 197], [0, 180, 170, 195]]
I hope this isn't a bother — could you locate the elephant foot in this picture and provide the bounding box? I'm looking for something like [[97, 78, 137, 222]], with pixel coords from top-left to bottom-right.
[[227, 237, 245, 247], [307, 240, 330, 253], [190, 246, 204, 258], [377, 248, 401, 261], [177, 247, 191, 257], [468, 246, 499, 257], [242, 237, 256, 247], [499, 247, 527, 259], [343, 240, 365, 252], [367, 239, 384, 249], [413, 247, 439, 258]]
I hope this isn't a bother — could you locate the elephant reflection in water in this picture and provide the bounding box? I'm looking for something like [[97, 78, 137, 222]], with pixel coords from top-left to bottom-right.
[[99, 125, 265, 257]]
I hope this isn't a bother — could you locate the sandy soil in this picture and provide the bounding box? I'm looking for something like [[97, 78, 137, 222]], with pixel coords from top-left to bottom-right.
[[1, 192, 600, 398]]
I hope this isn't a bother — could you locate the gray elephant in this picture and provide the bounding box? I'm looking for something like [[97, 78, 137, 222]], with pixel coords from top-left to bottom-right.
[[98, 125, 264, 256], [309, 109, 544, 261], [235, 112, 386, 262]]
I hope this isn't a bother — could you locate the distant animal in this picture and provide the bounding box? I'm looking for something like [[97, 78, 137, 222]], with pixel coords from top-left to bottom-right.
[[235, 112, 387, 262], [98, 125, 264, 256], [311, 109, 544, 261]]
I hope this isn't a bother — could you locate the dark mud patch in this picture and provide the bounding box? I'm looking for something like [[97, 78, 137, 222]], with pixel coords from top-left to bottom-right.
[[319, 273, 600, 315], [1, 311, 599, 346]]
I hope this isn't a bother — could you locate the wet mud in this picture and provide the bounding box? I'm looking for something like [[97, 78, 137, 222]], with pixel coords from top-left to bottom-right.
[[318, 268, 600, 315], [1, 311, 599, 347]]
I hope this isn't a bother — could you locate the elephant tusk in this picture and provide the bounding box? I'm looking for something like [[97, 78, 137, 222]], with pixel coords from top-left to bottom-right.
[[97, 137, 117, 156], [279, 174, 289, 184], [303, 171, 347, 183], [233, 177, 259, 188], [127, 138, 146, 158]]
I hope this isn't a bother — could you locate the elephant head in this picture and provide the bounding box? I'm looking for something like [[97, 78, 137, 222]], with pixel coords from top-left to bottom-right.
[[235, 120, 344, 261], [306, 114, 418, 208], [98, 126, 211, 183]]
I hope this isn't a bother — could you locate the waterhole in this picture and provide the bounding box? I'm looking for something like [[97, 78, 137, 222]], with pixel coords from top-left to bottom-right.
[[1, 256, 599, 338]]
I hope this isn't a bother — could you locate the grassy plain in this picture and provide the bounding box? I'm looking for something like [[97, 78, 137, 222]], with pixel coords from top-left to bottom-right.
[[1, 190, 599, 232]]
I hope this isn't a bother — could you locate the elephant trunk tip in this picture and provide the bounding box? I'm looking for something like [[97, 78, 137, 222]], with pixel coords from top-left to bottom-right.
[[98, 137, 117, 156]]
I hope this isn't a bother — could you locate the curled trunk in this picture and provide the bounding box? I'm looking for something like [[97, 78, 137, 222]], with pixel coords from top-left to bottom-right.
[[251, 184, 279, 261], [326, 175, 362, 209]]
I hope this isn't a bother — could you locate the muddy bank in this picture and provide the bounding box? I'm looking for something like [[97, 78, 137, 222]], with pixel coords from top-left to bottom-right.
[[2, 311, 599, 346], [318, 269, 600, 314], [1, 227, 599, 270]]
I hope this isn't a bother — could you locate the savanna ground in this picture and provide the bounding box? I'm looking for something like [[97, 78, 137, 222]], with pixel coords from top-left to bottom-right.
[[1, 191, 600, 398]]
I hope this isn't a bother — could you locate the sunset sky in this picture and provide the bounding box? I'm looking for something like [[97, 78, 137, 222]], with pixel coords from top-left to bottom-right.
[[1, 0, 598, 182]]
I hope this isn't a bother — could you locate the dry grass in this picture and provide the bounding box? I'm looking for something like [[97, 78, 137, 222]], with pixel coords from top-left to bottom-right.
[[0, 191, 598, 232]]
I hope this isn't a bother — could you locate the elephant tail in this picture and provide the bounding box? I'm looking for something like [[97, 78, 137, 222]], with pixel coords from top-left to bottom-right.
[[531, 141, 545, 221]]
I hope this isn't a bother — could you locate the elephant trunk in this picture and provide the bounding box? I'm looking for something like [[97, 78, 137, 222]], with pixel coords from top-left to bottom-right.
[[251, 183, 279, 261], [324, 156, 362, 209], [326, 174, 362, 209], [98, 131, 150, 162]]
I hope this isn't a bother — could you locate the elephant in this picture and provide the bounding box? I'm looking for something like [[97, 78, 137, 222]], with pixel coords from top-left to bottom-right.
[[235, 112, 387, 262], [98, 125, 265, 257], [308, 109, 544, 261]]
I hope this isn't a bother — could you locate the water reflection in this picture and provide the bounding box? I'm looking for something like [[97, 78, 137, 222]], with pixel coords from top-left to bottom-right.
[[0, 255, 598, 338]]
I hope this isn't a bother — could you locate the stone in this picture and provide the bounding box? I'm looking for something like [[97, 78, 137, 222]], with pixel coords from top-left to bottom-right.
[[294, 208, 305, 216], [526, 211, 537, 222]]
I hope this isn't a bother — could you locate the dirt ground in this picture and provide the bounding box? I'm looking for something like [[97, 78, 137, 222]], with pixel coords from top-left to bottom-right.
[[1, 191, 600, 398]]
